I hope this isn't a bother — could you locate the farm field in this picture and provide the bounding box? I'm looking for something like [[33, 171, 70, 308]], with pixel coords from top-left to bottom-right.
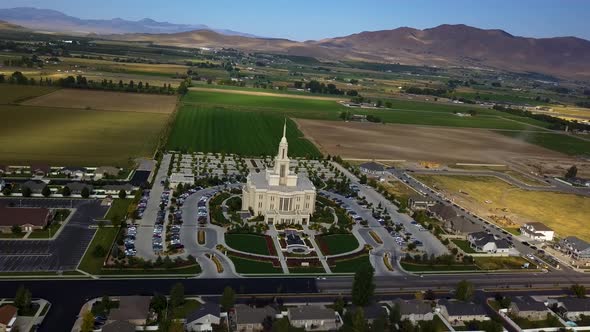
[[415, 175, 590, 241], [182, 89, 550, 130], [497, 131, 590, 156], [296, 119, 564, 163], [167, 105, 321, 157], [225, 234, 270, 255], [0, 84, 57, 104], [22, 89, 178, 114], [0, 105, 169, 166]]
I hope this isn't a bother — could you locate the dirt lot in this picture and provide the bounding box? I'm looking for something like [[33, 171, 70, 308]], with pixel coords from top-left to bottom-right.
[[22, 89, 178, 113], [296, 119, 566, 164]]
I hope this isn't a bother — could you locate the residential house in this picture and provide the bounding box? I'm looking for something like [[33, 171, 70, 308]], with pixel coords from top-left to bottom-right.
[[393, 299, 434, 322], [408, 195, 436, 210], [558, 298, 590, 321], [0, 178, 5, 191], [347, 304, 388, 324], [107, 296, 151, 326], [468, 231, 510, 254], [0, 304, 17, 332], [287, 305, 339, 331], [556, 237, 590, 261], [101, 320, 136, 332], [509, 296, 548, 320], [30, 164, 51, 177], [438, 300, 489, 326], [65, 182, 93, 195], [520, 222, 554, 242], [444, 216, 484, 237], [185, 302, 221, 332], [95, 166, 122, 179], [0, 206, 52, 232], [359, 162, 387, 175], [21, 180, 47, 194], [102, 184, 135, 196], [428, 203, 457, 222], [60, 166, 87, 178], [233, 305, 277, 332]]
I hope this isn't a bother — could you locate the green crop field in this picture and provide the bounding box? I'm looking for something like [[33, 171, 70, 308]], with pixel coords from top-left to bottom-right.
[[0, 84, 58, 104], [0, 105, 169, 166], [497, 131, 590, 156], [167, 105, 321, 157]]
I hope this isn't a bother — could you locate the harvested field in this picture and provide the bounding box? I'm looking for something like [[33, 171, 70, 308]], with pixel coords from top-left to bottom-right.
[[188, 86, 342, 101], [22, 89, 177, 114], [0, 84, 57, 104], [296, 119, 565, 164]]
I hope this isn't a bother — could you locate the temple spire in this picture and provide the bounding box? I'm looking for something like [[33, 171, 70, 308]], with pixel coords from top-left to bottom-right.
[[282, 118, 287, 139]]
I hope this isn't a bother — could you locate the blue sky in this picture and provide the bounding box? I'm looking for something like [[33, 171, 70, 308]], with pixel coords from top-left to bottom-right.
[[1, 0, 588, 41]]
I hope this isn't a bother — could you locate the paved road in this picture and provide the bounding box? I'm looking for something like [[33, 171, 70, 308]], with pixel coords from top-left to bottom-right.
[[135, 154, 171, 260], [0, 198, 108, 272], [331, 162, 448, 257]]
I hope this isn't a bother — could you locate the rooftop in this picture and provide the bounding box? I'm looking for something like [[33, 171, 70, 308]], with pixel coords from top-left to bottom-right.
[[234, 304, 277, 325], [511, 296, 547, 312], [393, 299, 432, 315], [0, 304, 17, 325], [186, 302, 220, 321], [439, 300, 487, 316], [561, 298, 590, 312], [102, 320, 136, 332], [108, 296, 151, 322], [288, 305, 335, 321], [0, 206, 51, 227], [359, 162, 385, 172], [248, 171, 315, 192], [429, 203, 457, 220], [525, 222, 553, 232]]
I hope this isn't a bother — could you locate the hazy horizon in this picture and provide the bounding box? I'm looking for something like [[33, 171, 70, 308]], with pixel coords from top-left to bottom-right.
[[0, 0, 588, 41]]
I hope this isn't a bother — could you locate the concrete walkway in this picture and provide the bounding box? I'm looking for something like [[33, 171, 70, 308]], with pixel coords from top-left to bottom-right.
[[268, 225, 290, 274], [303, 225, 332, 273]]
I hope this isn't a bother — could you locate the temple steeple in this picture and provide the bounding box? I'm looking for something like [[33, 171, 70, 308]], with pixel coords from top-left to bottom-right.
[[275, 119, 290, 185]]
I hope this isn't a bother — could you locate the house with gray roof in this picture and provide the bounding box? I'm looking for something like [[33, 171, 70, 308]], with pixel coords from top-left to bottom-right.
[[438, 300, 489, 326], [232, 304, 277, 332], [21, 180, 47, 194], [95, 166, 122, 179], [359, 162, 387, 175], [408, 195, 436, 210], [185, 302, 220, 332], [509, 296, 548, 320], [102, 320, 136, 332], [287, 305, 339, 331], [558, 298, 590, 320], [107, 296, 151, 326], [428, 203, 457, 221], [468, 231, 510, 254], [393, 299, 434, 322], [65, 182, 93, 195], [445, 216, 484, 236], [60, 166, 87, 178], [520, 222, 554, 242], [557, 236, 590, 261], [102, 184, 135, 195], [347, 303, 388, 323]]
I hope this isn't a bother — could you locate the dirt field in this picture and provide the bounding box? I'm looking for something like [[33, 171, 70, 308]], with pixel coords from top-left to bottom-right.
[[22, 89, 178, 113], [416, 175, 590, 241], [296, 119, 566, 164], [188, 87, 343, 101]]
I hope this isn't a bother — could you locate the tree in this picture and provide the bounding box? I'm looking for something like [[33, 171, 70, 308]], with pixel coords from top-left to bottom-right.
[[21, 186, 31, 198], [352, 307, 366, 332], [455, 280, 474, 301], [220, 286, 236, 311], [80, 310, 94, 332], [571, 284, 587, 298], [351, 264, 375, 306], [11, 225, 22, 235], [389, 302, 401, 325], [81, 186, 90, 198], [42, 185, 51, 197], [150, 293, 168, 313], [566, 165, 578, 179], [62, 186, 71, 197], [333, 296, 346, 315], [170, 282, 185, 308], [118, 189, 127, 199], [2, 186, 12, 196], [14, 285, 32, 312]]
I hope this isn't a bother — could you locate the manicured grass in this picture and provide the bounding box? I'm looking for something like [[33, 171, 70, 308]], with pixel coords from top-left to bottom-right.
[[78, 227, 119, 275], [451, 239, 476, 253], [317, 234, 359, 255], [28, 221, 63, 239], [510, 314, 563, 329], [0, 105, 170, 166], [0, 84, 57, 104], [401, 262, 478, 272], [497, 131, 590, 156], [100, 265, 201, 275], [228, 255, 282, 274], [475, 256, 532, 270], [0, 233, 25, 238], [288, 266, 326, 274], [167, 105, 321, 157], [331, 254, 370, 273], [172, 299, 201, 319], [105, 199, 133, 220], [225, 233, 270, 255], [416, 175, 590, 241]]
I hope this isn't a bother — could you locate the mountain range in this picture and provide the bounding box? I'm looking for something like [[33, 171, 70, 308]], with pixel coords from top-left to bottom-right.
[[1, 7, 589, 79]]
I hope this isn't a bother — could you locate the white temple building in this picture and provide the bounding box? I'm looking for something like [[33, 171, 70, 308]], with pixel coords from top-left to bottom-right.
[[242, 121, 316, 225]]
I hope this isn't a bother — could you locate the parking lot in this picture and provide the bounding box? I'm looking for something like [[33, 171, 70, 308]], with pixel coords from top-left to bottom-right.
[[0, 198, 108, 272]]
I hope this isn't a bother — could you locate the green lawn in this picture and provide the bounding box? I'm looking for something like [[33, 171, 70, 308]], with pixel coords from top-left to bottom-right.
[[172, 299, 201, 319], [28, 221, 63, 239], [0, 233, 25, 238], [0, 105, 169, 166], [78, 227, 119, 275], [451, 239, 476, 253], [497, 131, 590, 156], [225, 234, 271, 255], [288, 266, 326, 274], [317, 234, 359, 255], [400, 262, 478, 272], [510, 314, 563, 329], [104, 199, 133, 220], [331, 254, 370, 273], [228, 255, 282, 274], [167, 105, 321, 157]]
